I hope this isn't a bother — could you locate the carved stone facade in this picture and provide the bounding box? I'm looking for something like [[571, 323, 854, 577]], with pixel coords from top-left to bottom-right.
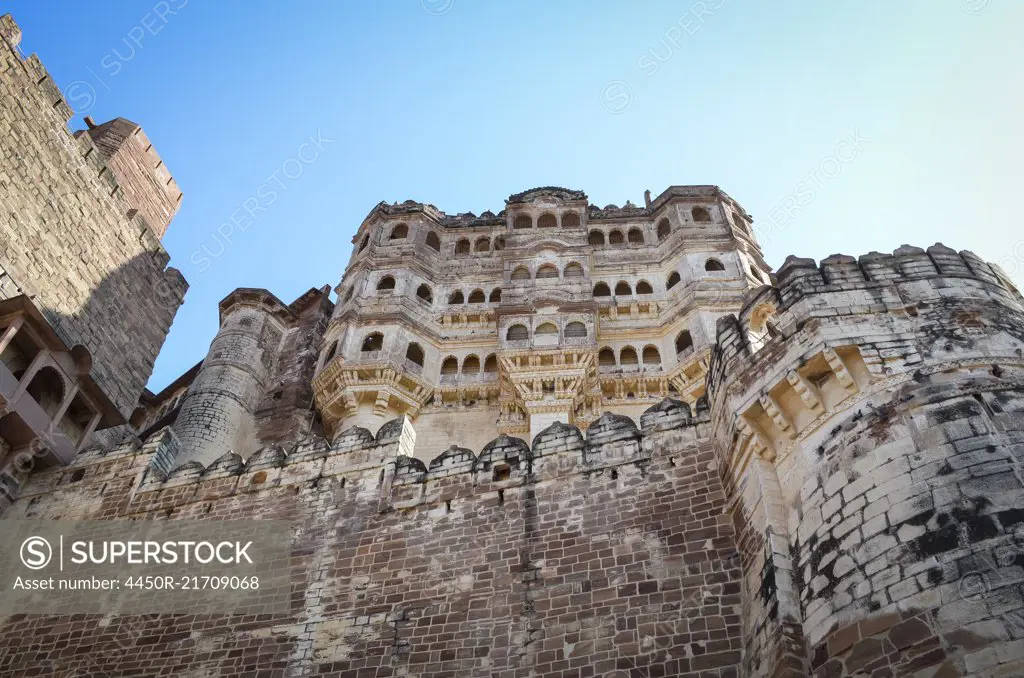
[[4, 12, 1024, 678], [308, 184, 769, 463]]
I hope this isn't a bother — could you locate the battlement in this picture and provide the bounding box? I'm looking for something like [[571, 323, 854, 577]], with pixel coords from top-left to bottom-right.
[[13, 398, 707, 517], [354, 184, 758, 237], [709, 243, 1022, 397]]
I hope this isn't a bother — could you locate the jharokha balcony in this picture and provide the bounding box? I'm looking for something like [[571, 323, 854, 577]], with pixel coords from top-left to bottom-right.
[[0, 296, 121, 470]]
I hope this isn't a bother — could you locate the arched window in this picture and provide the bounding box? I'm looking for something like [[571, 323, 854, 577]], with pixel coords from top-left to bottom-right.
[[614, 281, 632, 296], [455, 239, 471, 257], [376, 276, 396, 291], [565, 322, 587, 338], [425, 231, 441, 252], [732, 211, 748, 233], [598, 347, 616, 367], [627, 228, 644, 244], [513, 215, 532, 229], [537, 264, 558, 279], [705, 258, 726, 272], [468, 289, 485, 304], [642, 346, 661, 366], [675, 330, 694, 355], [564, 262, 584, 278], [636, 280, 653, 295], [538, 213, 557, 229], [535, 323, 558, 343], [588, 230, 605, 246], [666, 271, 681, 290], [692, 206, 711, 222], [441, 356, 459, 375], [358, 234, 369, 252], [620, 347, 639, 368], [463, 354, 481, 373], [361, 333, 384, 352], [323, 339, 339, 363], [608, 230, 624, 245], [657, 218, 671, 242], [389, 223, 408, 240], [489, 288, 502, 302], [512, 266, 531, 282], [562, 212, 581, 228], [474, 237, 490, 253], [26, 366, 65, 418], [484, 354, 498, 373], [405, 342, 424, 366], [507, 324, 529, 341], [448, 290, 465, 305], [493, 236, 505, 251], [416, 284, 433, 302], [593, 282, 611, 297]]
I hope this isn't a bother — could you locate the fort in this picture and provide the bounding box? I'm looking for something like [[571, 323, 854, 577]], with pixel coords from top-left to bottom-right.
[[2, 13, 1024, 678]]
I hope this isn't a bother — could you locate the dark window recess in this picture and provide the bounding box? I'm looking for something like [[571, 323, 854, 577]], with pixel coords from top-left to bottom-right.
[[493, 464, 511, 482]]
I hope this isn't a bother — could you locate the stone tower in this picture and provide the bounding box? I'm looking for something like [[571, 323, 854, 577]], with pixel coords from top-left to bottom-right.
[[170, 290, 290, 466], [0, 13, 187, 508], [709, 245, 1024, 676]]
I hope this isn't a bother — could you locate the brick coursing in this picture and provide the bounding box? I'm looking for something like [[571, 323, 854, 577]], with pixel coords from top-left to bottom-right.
[[2, 401, 744, 677]]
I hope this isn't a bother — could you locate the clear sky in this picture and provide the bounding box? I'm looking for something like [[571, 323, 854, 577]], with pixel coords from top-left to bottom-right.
[[6, 0, 1023, 392]]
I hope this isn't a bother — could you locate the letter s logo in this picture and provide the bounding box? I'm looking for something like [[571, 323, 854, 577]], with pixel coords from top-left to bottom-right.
[[20, 536, 52, 570]]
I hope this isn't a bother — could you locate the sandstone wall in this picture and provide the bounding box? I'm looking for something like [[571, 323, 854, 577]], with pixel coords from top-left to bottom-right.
[[0, 400, 743, 677], [81, 117, 182, 239], [0, 14, 187, 418]]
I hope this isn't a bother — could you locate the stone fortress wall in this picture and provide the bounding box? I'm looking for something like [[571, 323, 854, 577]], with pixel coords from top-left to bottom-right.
[[6, 238, 1024, 676], [3, 11, 1024, 676], [2, 401, 743, 677]]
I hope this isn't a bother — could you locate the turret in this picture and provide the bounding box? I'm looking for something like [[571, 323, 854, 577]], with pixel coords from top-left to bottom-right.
[[708, 243, 1024, 677], [171, 289, 292, 466]]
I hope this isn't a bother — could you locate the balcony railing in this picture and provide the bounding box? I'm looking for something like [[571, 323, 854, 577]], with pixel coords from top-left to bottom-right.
[[562, 336, 594, 347]]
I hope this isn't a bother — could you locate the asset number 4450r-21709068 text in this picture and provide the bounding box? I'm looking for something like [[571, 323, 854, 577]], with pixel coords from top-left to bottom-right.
[[124, 575, 260, 590]]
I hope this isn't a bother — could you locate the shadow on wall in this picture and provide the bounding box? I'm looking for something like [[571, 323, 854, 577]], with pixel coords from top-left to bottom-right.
[[3, 252, 187, 424]]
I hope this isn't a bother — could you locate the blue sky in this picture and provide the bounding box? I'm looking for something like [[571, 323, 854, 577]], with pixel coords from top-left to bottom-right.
[[7, 0, 1023, 391]]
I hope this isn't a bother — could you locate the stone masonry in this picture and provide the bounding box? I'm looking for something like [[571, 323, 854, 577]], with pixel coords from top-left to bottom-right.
[[4, 11, 1024, 677], [0, 14, 187, 419]]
